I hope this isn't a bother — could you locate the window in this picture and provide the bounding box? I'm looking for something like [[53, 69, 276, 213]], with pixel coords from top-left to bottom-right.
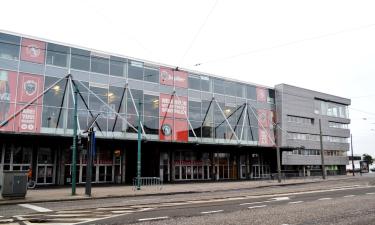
[[46, 43, 68, 67], [188, 74, 200, 90], [201, 76, 211, 92], [189, 101, 201, 121], [236, 83, 244, 98], [144, 66, 159, 83], [267, 89, 275, 104], [0, 33, 20, 60], [287, 115, 313, 125], [323, 136, 349, 143], [143, 94, 159, 117], [329, 121, 348, 129], [225, 81, 236, 96], [128, 60, 144, 80], [287, 132, 319, 141], [71, 48, 90, 71], [91, 55, 109, 74], [110, 56, 127, 77], [43, 76, 68, 107], [213, 78, 225, 94], [246, 85, 256, 100], [314, 99, 349, 118]]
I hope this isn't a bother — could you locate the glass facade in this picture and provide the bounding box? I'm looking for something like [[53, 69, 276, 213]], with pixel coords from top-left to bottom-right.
[[314, 99, 349, 118], [0, 32, 276, 147]]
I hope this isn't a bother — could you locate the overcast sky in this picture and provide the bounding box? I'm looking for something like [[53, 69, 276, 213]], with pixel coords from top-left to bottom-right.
[[1, 0, 375, 156]]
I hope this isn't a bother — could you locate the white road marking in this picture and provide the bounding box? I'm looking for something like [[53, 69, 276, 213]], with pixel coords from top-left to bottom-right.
[[201, 210, 224, 214], [240, 200, 271, 206], [0, 219, 14, 223], [288, 201, 304, 204], [111, 210, 135, 214], [318, 198, 332, 201], [271, 197, 290, 201], [138, 216, 169, 221], [248, 205, 267, 209], [366, 192, 375, 195], [57, 210, 92, 214], [18, 204, 52, 212], [343, 195, 355, 198]]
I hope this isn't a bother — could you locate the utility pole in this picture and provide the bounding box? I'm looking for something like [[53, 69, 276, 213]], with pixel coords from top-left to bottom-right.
[[319, 118, 326, 179], [351, 134, 355, 176], [275, 124, 281, 183], [85, 127, 95, 196], [137, 100, 142, 190], [71, 82, 78, 195]]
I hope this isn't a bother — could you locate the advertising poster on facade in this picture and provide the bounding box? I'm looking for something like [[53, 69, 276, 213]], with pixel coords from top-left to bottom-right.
[[0, 70, 18, 132], [257, 109, 275, 146], [159, 67, 188, 88], [20, 38, 46, 64], [15, 73, 44, 133], [256, 87, 267, 102], [159, 94, 188, 142]]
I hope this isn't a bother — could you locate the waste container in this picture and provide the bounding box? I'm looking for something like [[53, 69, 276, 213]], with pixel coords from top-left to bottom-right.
[[1, 171, 28, 198]]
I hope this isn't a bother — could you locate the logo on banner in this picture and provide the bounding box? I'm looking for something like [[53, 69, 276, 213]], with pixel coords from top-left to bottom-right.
[[161, 70, 173, 82], [161, 124, 172, 136], [26, 44, 41, 58], [23, 80, 37, 96]]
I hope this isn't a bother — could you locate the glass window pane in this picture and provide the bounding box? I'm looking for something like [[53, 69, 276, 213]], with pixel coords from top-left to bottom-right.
[[71, 48, 90, 71], [201, 76, 211, 92], [214, 79, 225, 94], [225, 81, 236, 96], [143, 116, 159, 135], [143, 94, 159, 117], [91, 56, 109, 74], [128, 60, 144, 80], [144, 67, 159, 83], [43, 76, 68, 107], [246, 85, 256, 100], [110, 56, 127, 77], [188, 74, 200, 90], [46, 43, 68, 67], [0, 33, 20, 60]]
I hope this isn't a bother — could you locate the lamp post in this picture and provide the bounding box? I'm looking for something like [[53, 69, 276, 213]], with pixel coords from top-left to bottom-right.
[[71, 82, 78, 195], [137, 100, 142, 190]]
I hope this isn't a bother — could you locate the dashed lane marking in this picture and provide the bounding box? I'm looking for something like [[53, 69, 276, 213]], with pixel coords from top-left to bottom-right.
[[366, 193, 375, 195], [288, 201, 304, 204], [201, 210, 224, 214], [343, 195, 356, 198], [248, 205, 267, 209], [138, 216, 169, 221], [18, 204, 52, 212], [271, 197, 290, 201], [240, 201, 271, 206], [318, 198, 332, 201]]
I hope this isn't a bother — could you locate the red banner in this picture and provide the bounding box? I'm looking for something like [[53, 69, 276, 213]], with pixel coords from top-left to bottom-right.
[[14, 73, 44, 133], [0, 70, 18, 132], [160, 67, 188, 88], [15, 105, 42, 133], [17, 73, 44, 104], [257, 109, 270, 128], [257, 109, 275, 146], [256, 87, 267, 102], [159, 94, 188, 142], [20, 38, 46, 64]]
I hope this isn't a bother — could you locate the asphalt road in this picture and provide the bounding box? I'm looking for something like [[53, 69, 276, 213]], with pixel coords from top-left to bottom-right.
[[1, 175, 375, 225]]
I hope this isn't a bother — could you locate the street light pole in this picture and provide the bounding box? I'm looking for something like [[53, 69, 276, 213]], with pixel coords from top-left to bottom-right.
[[71, 82, 78, 195], [275, 123, 281, 183], [137, 100, 142, 190], [319, 118, 326, 179], [351, 134, 355, 176]]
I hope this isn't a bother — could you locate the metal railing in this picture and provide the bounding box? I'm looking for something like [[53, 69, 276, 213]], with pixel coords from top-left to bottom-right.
[[132, 177, 163, 191]]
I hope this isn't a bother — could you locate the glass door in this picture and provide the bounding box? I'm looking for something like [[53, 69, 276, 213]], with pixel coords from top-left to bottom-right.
[[37, 147, 55, 184]]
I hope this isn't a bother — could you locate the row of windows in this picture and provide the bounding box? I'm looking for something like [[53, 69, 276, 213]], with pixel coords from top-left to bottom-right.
[[287, 132, 349, 143], [289, 149, 346, 156], [287, 115, 313, 125], [314, 99, 349, 119], [0, 32, 275, 101], [328, 121, 349, 129]]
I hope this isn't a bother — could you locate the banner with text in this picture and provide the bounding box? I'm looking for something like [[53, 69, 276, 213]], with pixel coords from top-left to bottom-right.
[[159, 94, 188, 142], [0, 70, 17, 132]]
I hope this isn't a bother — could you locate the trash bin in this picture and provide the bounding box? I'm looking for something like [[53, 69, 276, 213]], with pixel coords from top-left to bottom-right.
[[1, 171, 28, 198]]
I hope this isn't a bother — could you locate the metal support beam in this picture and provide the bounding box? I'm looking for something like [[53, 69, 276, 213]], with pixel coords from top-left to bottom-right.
[[0, 74, 70, 128], [213, 98, 239, 142], [174, 93, 198, 141], [68, 78, 81, 132], [240, 104, 248, 141]]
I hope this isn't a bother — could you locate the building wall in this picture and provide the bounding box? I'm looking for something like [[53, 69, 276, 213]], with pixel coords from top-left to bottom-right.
[[275, 84, 350, 166]]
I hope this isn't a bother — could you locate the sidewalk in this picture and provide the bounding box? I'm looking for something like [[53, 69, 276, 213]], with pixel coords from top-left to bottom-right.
[[0, 175, 356, 205]]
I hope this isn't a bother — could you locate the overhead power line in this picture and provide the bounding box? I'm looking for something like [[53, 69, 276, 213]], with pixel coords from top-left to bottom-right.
[[179, 0, 219, 66], [194, 23, 375, 66]]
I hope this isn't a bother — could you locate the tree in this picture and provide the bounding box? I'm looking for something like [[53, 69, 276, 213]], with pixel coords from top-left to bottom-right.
[[362, 154, 373, 165]]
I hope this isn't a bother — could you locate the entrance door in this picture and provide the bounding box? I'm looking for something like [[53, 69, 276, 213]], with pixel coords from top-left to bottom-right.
[[36, 147, 55, 184]]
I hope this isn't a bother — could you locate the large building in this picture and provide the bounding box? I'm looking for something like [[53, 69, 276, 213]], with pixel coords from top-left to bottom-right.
[[0, 30, 350, 186]]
